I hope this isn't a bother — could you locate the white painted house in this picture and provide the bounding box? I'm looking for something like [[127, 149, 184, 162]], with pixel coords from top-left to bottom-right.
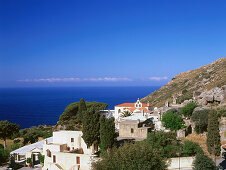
[[42, 131, 98, 170], [10, 137, 53, 165], [114, 98, 152, 120]]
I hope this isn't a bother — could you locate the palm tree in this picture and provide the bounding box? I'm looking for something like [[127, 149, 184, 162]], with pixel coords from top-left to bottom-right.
[[121, 110, 132, 117]]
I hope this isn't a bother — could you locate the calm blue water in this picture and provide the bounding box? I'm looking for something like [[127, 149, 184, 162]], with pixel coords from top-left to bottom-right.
[[0, 86, 159, 129]]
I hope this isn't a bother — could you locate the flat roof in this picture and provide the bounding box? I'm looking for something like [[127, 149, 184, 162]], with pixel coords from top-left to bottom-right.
[[10, 137, 53, 156]]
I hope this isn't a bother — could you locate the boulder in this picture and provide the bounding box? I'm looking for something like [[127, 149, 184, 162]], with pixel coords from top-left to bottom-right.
[[204, 95, 214, 102], [214, 94, 224, 102], [197, 98, 207, 105]]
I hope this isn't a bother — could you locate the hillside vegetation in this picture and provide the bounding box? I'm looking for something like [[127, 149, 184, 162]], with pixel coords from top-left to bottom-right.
[[142, 58, 226, 107]]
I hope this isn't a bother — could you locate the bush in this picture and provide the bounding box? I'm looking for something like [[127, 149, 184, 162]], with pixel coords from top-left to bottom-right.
[[191, 110, 209, 134], [0, 144, 4, 149], [162, 110, 185, 131], [26, 157, 31, 163], [11, 143, 20, 151], [93, 142, 167, 170], [0, 148, 9, 165], [182, 141, 203, 157], [181, 102, 197, 118], [145, 131, 180, 158], [216, 106, 226, 117], [38, 154, 44, 164], [193, 154, 216, 170], [13, 139, 21, 144]]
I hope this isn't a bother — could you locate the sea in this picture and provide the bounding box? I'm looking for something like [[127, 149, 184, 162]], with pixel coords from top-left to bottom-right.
[[0, 86, 159, 129]]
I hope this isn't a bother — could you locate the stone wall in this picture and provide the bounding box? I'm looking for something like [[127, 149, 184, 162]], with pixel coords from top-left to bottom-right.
[[119, 120, 151, 139]]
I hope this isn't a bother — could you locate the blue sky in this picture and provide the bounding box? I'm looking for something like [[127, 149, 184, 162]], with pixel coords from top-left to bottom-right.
[[0, 0, 225, 87]]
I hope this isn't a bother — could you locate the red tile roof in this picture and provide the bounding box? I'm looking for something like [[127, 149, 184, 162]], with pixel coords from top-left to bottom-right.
[[115, 102, 150, 107]]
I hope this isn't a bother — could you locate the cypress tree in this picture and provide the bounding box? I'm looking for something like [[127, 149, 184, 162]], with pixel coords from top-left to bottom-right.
[[78, 98, 87, 123], [82, 107, 100, 147], [206, 110, 221, 164], [100, 116, 115, 151]]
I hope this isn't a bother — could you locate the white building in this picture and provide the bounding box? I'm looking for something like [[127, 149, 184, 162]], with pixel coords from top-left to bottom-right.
[[10, 137, 53, 165], [114, 98, 152, 120], [43, 131, 98, 170]]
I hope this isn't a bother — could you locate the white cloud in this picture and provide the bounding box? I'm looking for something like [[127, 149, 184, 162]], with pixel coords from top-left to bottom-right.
[[17, 77, 132, 83], [149, 76, 168, 81]]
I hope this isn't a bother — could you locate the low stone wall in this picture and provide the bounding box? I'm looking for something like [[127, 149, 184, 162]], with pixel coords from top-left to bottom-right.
[[167, 157, 194, 170]]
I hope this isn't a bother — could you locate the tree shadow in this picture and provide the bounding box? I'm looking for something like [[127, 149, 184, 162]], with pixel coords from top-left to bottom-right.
[[219, 159, 226, 169]]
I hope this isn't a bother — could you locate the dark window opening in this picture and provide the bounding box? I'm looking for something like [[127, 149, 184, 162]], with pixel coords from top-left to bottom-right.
[[53, 155, 56, 163], [76, 157, 80, 164]]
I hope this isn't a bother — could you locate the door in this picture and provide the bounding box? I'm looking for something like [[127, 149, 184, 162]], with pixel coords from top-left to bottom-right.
[[76, 157, 80, 164], [53, 155, 56, 163]]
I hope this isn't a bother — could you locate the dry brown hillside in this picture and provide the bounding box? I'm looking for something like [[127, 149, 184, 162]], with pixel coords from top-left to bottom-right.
[[142, 57, 226, 107]]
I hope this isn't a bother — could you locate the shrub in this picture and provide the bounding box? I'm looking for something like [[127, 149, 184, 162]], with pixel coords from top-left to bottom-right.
[[181, 102, 197, 118], [193, 154, 216, 170], [93, 142, 167, 170], [145, 131, 180, 158], [13, 139, 21, 144], [182, 141, 203, 157], [26, 157, 31, 163], [0, 148, 9, 165], [216, 106, 226, 117], [38, 154, 44, 164], [11, 143, 20, 151]]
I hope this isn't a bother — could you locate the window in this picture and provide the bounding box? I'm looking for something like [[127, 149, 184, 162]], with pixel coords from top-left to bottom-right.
[[71, 138, 74, 142], [46, 149, 51, 157], [76, 157, 80, 164], [53, 155, 56, 163], [131, 128, 134, 133]]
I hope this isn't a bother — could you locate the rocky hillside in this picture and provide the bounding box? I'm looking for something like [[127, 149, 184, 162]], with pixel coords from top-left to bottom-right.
[[142, 58, 226, 107]]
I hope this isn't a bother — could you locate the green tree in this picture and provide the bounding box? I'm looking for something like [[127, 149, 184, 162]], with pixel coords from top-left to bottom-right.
[[100, 116, 115, 151], [58, 101, 108, 125], [0, 120, 20, 149], [193, 154, 216, 170], [206, 110, 221, 164], [181, 102, 197, 118], [162, 111, 185, 131], [145, 131, 180, 158], [182, 140, 203, 157], [77, 98, 87, 123], [93, 142, 167, 170], [23, 129, 40, 145], [82, 107, 100, 147], [191, 110, 209, 134]]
